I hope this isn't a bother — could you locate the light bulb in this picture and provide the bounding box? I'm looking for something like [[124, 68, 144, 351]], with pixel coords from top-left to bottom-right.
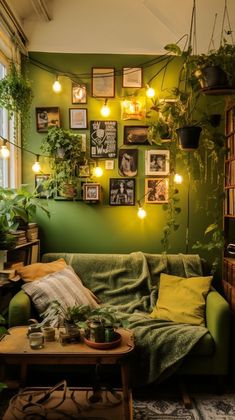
[[146, 86, 155, 98], [93, 166, 103, 177], [32, 160, 41, 173], [0, 145, 10, 158], [52, 77, 62, 93], [138, 207, 147, 219], [100, 104, 110, 117], [174, 173, 183, 184]]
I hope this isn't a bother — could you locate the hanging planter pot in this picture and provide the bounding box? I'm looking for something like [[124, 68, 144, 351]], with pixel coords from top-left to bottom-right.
[[199, 66, 229, 89], [209, 114, 221, 127], [176, 126, 202, 150]]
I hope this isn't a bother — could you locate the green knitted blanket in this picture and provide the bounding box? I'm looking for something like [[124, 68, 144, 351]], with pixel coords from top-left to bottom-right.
[[42, 252, 208, 386]]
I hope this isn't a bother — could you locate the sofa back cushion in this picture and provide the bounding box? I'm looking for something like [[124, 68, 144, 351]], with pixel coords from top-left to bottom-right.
[[17, 258, 67, 281], [150, 273, 213, 326], [22, 265, 99, 316]]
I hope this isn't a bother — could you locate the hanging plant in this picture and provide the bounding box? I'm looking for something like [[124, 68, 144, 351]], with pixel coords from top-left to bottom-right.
[[0, 61, 33, 135]]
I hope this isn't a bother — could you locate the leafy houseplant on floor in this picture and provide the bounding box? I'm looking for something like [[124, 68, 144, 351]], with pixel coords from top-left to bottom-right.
[[41, 126, 85, 199]]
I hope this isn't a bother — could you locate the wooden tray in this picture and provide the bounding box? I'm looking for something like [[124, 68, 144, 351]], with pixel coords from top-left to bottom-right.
[[84, 332, 121, 349]]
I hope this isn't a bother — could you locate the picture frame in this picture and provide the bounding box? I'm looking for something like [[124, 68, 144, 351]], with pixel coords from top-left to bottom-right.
[[121, 98, 146, 120], [145, 150, 170, 176], [72, 83, 87, 104], [35, 107, 60, 133], [35, 174, 51, 198], [92, 67, 115, 98], [109, 178, 135, 206], [123, 125, 149, 145], [69, 108, 88, 129], [79, 165, 90, 177], [145, 178, 169, 203], [90, 120, 117, 158], [105, 160, 114, 170], [83, 183, 101, 202], [122, 67, 143, 88], [118, 149, 138, 177]]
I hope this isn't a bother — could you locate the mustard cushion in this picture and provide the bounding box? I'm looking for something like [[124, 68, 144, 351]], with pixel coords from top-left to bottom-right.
[[17, 258, 67, 281], [150, 273, 213, 326]]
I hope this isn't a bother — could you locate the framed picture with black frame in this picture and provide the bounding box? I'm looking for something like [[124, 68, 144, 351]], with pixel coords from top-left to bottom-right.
[[123, 125, 149, 145], [35, 107, 60, 133], [92, 67, 115, 98], [69, 108, 88, 129], [109, 178, 135, 206], [122, 67, 142, 88]]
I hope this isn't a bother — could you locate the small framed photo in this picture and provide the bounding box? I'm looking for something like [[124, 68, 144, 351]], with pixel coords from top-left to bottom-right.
[[124, 125, 149, 145], [105, 160, 114, 170], [35, 107, 60, 133], [122, 67, 142, 88], [145, 178, 169, 203], [69, 108, 88, 129], [145, 150, 170, 176], [109, 178, 135, 206], [35, 174, 51, 198], [83, 183, 101, 202], [72, 83, 87, 104], [92, 67, 115, 98], [121, 98, 146, 120], [79, 165, 90, 177], [118, 149, 138, 177]]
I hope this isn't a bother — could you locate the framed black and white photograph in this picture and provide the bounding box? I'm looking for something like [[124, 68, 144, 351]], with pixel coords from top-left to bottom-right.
[[118, 149, 138, 177], [145, 150, 170, 176], [109, 178, 135, 206], [69, 108, 88, 129], [83, 183, 101, 202], [145, 178, 169, 203], [90, 120, 117, 158], [35, 174, 51, 198], [35, 107, 60, 133], [122, 67, 142, 88], [72, 83, 87, 104], [92, 67, 115, 98], [123, 125, 149, 145]]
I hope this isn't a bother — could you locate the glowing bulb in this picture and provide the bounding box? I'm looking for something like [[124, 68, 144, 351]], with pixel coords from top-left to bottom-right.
[[174, 173, 183, 184], [52, 77, 62, 93], [138, 207, 147, 219], [0, 145, 10, 158], [32, 159, 41, 173], [93, 166, 103, 177], [100, 104, 110, 117], [146, 86, 155, 98]]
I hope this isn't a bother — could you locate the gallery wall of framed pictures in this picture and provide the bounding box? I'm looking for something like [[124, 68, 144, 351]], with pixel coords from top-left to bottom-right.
[[34, 63, 171, 206]]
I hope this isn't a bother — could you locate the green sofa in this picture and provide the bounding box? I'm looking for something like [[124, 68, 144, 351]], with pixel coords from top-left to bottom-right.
[[8, 252, 230, 384]]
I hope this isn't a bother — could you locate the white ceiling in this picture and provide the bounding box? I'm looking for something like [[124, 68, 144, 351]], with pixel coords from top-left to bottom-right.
[[5, 0, 235, 54]]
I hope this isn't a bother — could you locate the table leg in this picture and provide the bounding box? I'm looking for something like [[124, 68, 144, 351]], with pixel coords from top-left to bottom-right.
[[20, 363, 28, 387], [120, 361, 132, 420]]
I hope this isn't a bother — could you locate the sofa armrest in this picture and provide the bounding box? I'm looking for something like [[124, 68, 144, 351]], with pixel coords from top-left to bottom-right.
[[206, 289, 230, 374], [8, 290, 32, 327]]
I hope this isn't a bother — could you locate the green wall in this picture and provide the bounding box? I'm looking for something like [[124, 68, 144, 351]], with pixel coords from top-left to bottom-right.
[[22, 52, 223, 261]]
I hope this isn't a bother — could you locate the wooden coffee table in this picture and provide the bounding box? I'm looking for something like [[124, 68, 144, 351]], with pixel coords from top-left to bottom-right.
[[0, 326, 134, 420]]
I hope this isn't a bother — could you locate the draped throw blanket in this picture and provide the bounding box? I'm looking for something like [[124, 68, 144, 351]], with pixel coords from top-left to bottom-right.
[[42, 252, 208, 386]]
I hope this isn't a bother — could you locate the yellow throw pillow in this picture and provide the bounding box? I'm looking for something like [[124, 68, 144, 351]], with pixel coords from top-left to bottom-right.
[[150, 273, 213, 326], [17, 258, 67, 281]]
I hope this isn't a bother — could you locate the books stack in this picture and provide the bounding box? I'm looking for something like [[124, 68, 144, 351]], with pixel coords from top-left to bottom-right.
[[0, 268, 16, 285], [10, 230, 27, 246], [26, 223, 38, 241]]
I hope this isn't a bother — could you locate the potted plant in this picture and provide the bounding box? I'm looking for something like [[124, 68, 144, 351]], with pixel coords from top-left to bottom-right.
[[41, 300, 91, 329], [0, 61, 33, 135], [41, 127, 85, 198]]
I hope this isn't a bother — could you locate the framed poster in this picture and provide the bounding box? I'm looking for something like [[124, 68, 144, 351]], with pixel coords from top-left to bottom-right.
[[145, 178, 169, 203], [145, 150, 170, 176], [90, 120, 117, 158], [83, 183, 101, 201], [122, 67, 142, 88], [69, 108, 88, 129], [72, 83, 87, 104], [118, 149, 138, 177], [109, 178, 135, 206], [35, 107, 60, 133], [92, 67, 115, 98], [123, 125, 149, 145]]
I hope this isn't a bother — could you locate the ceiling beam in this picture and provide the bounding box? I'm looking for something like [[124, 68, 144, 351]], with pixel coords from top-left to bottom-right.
[[30, 0, 51, 22]]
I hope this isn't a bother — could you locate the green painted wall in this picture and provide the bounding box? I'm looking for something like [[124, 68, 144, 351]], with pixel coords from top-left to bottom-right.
[[22, 52, 223, 262]]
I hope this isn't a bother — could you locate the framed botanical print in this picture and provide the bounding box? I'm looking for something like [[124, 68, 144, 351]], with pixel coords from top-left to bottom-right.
[[109, 178, 135, 206], [145, 178, 169, 203], [92, 67, 115, 98], [145, 150, 170, 176], [122, 67, 142, 88]]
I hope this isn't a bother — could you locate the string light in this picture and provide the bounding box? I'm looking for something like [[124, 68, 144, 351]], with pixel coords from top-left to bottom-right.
[[174, 173, 183, 184], [137, 205, 147, 219], [100, 99, 110, 117], [52, 75, 62, 93], [32, 155, 41, 173], [146, 84, 155, 98], [0, 140, 10, 158], [93, 162, 103, 177]]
